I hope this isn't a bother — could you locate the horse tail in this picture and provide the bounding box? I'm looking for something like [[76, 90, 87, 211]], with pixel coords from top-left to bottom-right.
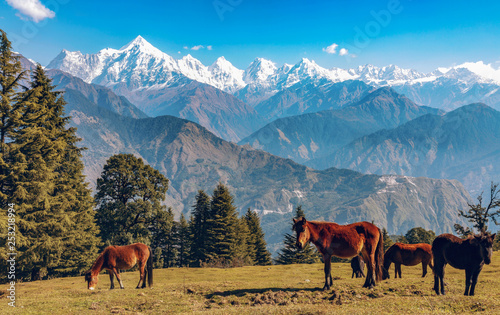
[[147, 246, 153, 288], [375, 228, 384, 282]]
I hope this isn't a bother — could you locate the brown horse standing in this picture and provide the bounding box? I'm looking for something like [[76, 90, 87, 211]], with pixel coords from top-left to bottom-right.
[[382, 243, 433, 280], [85, 243, 153, 290], [432, 233, 495, 296], [293, 217, 384, 289]]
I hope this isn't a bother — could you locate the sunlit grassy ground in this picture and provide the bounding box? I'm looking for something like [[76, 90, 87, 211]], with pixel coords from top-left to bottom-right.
[[2, 254, 500, 314]]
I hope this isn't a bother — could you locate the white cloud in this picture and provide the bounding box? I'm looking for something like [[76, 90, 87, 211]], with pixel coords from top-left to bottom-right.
[[6, 0, 55, 23], [322, 43, 338, 54], [191, 45, 204, 51], [186, 45, 213, 51], [339, 48, 348, 56]]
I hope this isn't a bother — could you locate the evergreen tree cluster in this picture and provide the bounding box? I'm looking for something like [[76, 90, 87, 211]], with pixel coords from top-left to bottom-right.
[[186, 184, 272, 267], [141, 184, 272, 268], [0, 30, 100, 281]]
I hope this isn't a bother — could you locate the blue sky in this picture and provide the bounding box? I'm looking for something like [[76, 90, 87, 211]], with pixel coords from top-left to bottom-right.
[[1, 0, 500, 72]]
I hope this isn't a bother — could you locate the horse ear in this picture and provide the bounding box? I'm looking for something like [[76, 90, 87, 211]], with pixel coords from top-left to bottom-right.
[[471, 235, 480, 244], [491, 233, 496, 241], [301, 217, 306, 223]]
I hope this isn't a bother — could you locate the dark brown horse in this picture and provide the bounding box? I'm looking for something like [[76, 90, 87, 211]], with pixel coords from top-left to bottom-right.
[[351, 255, 365, 278], [293, 217, 384, 289], [85, 243, 153, 290], [432, 233, 495, 296], [382, 243, 433, 280]]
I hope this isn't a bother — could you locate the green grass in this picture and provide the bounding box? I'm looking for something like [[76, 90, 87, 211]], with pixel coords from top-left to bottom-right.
[[2, 255, 500, 314]]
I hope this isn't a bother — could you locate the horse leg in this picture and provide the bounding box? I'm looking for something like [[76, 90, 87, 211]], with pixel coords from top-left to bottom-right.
[[112, 268, 124, 289], [362, 250, 376, 288], [439, 266, 446, 295], [322, 254, 332, 290], [109, 271, 115, 289], [422, 262, 427, 278], [136, 262, 146, 289], [469, 268, 482, 296], [464, 268, 472, 296], [433, 262, 445, 295]]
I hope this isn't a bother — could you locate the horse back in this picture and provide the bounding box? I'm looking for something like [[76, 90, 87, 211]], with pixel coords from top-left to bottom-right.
[[315, 221, 379, 257], [103, 243, 149, 270]]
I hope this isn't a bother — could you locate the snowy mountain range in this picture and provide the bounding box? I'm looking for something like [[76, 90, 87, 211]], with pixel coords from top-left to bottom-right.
[[48, 35, 500, 116]]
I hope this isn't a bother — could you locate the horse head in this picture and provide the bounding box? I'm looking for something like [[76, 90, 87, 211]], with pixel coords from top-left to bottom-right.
[[85, 270, 98, 290], [292, 217, 310, 249], [382, 267, 390, 280], [472, 233, 496, 265]]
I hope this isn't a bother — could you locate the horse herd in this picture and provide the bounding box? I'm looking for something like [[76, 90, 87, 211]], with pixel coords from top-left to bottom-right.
[[84, 218, 496, 297]]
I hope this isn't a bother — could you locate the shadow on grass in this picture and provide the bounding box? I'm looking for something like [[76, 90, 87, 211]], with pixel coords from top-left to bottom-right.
[[205, 287, 324, 298]]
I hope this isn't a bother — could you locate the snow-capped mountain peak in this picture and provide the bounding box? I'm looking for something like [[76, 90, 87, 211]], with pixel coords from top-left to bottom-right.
[[243, 58, 278, 85], [47, 36, 500, 109], [208, 56, 245, 93]]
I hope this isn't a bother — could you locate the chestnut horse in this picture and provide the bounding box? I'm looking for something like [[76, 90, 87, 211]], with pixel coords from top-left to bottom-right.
[[293, 217, 383, 289], [85, 243, 153, 290], [432, 233, 495, 296], [382, 243, 433, 280]]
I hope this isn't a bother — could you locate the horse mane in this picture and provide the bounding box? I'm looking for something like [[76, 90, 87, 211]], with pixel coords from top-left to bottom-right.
[[90, 248, 107, 275]]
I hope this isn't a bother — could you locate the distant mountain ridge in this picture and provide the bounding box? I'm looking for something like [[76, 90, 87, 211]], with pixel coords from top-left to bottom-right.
[[47, 35, 500, 114], [325, 103, 500, 196], [240, 87, 440, 166]]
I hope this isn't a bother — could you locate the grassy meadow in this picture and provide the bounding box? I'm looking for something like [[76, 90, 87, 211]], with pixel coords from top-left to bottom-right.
[[2, 255, 500, 314]]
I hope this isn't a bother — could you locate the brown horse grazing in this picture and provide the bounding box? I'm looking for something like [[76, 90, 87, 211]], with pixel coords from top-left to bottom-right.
[[382, 243, 433, 280], [85, 243, 153, 290], [293, 217, 384, 289], [351, 255, 365, 278], [432, 233, 495, 296]]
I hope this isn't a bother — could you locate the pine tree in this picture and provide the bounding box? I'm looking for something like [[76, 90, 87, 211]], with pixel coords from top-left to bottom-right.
[[234, 216, 252, 265], [205, 183, 240, 262], [382, 228, 394, 251], [95, 153, 169, 245], [275, 205, 319, 265], [189, 190, 211, 266], [244, 208, 272, 265], [176, 214, 191, 267], [150, 206, 175, 268], [0, 29, 25, 208], [11, 64, 100, 280], [163, 208, 178, 267]]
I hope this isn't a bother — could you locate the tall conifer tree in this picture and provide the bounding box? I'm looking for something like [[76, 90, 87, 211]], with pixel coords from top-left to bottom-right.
[[205, 183, 240, 261], [189, 190, 211, 266], [12, 64, 100, 279], [0, 29, 24, 207], [176, 214, 191, 267], [244, 208, 272, 265]]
